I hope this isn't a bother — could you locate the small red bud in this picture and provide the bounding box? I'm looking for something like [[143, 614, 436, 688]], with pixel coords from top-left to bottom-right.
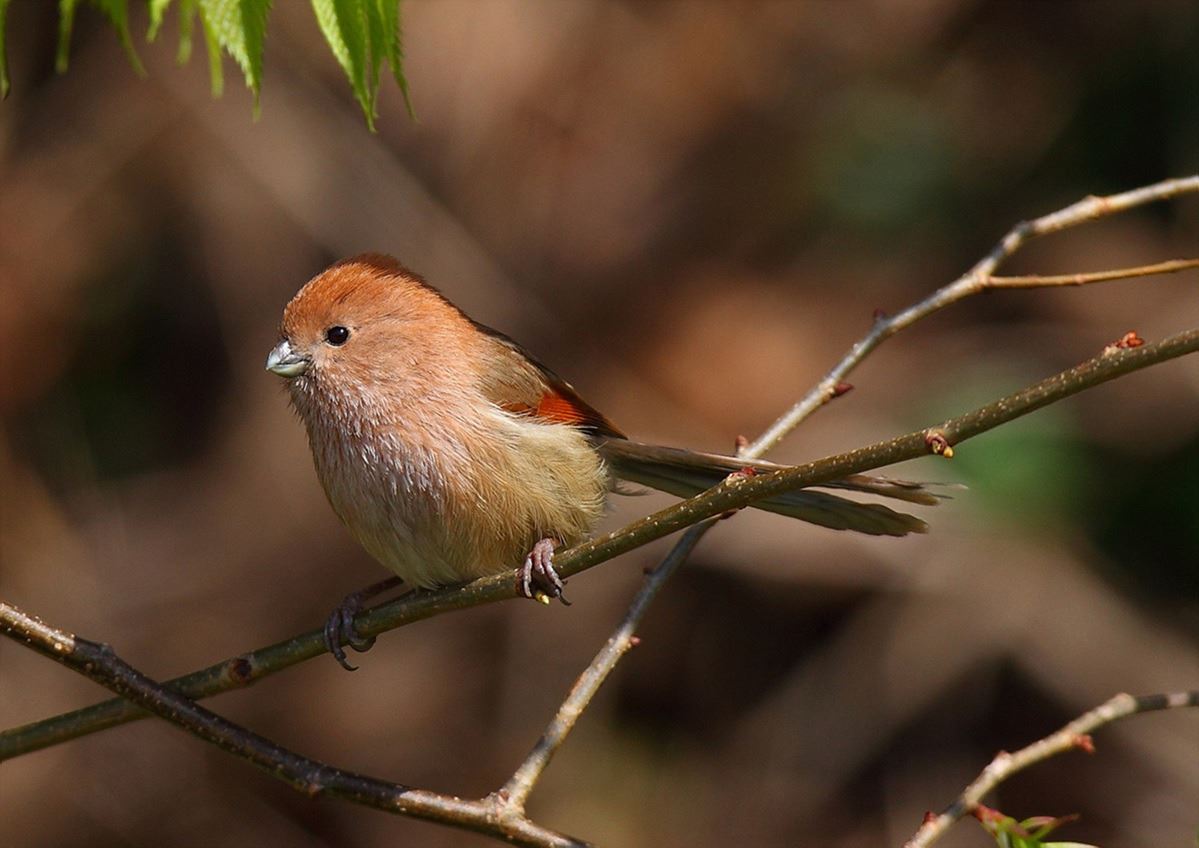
[[972, 803, 1003, 823], [922, 811, 938, 825], [1104, 330, 1145, 357], [924, 431, 954, 458], [832, 382, 854, 398], [1073, 733, 1096, 754]]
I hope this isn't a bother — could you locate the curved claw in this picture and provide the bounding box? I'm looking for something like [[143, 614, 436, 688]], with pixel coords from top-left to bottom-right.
[[518, 538, 570, 606], [324, 610, 360, 672], [322, 576, 403, 671]]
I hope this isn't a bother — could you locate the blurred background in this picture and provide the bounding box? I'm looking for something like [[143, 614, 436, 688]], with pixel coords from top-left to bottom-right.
[[2, 2, 1198, 846]]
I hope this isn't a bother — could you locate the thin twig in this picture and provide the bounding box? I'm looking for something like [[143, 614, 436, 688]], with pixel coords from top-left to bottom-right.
[[903, 691, 1199, 848], [3, 181, 1198, 848], [987, 257, 1199, 288], [494, 177, 1199, 806], [4, 325, 1199, 763], [497, 522, 711, 812], [745, 175, 1199, 455], [0, 602, 586, 848]]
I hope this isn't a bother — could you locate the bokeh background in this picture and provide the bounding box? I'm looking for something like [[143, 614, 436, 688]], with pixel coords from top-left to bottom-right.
[[2, 2, 1198, 846]]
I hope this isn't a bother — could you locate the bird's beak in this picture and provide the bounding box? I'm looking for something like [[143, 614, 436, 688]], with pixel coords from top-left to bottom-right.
[[265, 339, 310, 378]]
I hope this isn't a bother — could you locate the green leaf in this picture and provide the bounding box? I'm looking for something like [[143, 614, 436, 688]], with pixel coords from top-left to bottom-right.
[[176, 0, 197, 64], [0, 0, 11, 98], [364, 0, 386, 109], [57, 0, 145, 76], [91, 0, 146, 74], [311, 0, 373, 128], [199, 2, 224, 96], [311, 0, 412, 128], [57, 0, 81, 73], [979, 811, 1087, 848], [367, 0, 413, 117], [197, 0, 270, 104], [17, 0, 408, 124], [147, 0, 173, 41], [1023, 815, 1079, 841]]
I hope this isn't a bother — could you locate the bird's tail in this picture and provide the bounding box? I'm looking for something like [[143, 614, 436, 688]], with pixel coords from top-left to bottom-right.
[[597, 440, 940, 537]]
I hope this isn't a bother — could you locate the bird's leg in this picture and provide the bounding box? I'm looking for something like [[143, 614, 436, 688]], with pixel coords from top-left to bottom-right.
[[323, 576, 405, 671], [519, 537, 570, 606]]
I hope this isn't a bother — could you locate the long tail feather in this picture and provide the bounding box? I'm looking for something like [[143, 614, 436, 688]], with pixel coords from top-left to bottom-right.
[[598, 440, 937, 537]]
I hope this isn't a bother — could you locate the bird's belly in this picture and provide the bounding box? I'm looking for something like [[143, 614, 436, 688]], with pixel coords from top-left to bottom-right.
[[321, 458, 475, 589], [313, 415, 609, 589]]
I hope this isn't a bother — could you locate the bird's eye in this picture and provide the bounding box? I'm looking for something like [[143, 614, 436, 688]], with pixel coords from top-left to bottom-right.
[[325, 325, 350, 346]]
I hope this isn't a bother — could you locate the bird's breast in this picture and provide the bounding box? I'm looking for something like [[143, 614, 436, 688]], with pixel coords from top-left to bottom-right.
[[295, 385, 609, 587]]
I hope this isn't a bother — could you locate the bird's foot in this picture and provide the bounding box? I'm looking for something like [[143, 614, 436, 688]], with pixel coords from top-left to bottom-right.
[[518, 538, 570, 606], [323, 576, 405, 671]]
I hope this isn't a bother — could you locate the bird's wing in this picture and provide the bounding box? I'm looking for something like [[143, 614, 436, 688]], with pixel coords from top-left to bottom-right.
[[474, 325, 626, 438]]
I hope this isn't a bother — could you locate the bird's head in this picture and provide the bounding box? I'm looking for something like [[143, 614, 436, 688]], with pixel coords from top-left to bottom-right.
[[267, 254, 474, 405]]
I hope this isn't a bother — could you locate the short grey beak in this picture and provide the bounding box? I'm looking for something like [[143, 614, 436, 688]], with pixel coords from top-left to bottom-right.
[[265, 339, 310, 378]]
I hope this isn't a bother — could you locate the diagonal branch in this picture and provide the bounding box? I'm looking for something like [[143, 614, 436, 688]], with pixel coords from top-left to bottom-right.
[[4, 324, 1197, 763], [497, 522, 710, 812], [4, 176, 1198, 848], [746, 174, 1199, 454], [902, 691, 1199, 848], [0, 602, 586, 848], [492, 178, 1199, 809], [4, 177, 1198, 846]]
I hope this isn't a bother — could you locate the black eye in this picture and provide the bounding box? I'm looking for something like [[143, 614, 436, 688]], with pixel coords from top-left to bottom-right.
[[325, 325, 350, 346]]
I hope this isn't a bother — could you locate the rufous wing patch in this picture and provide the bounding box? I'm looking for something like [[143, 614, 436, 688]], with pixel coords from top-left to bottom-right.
[[500, 387, 623, 438], [536, 390, 599, 427]]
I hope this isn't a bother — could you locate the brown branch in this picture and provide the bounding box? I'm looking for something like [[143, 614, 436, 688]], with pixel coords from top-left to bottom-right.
[[745, 174, 1199, 453], [903, 691, 1199, 848], [0, 602, 586, 848], [4, 326, 1198, 765], [494, 177, 1199, 807], [3, 178, 1198, 846], [987, 257, 1199, 288], [497, 523, 710, 813], [488, 324, 1199, 812]]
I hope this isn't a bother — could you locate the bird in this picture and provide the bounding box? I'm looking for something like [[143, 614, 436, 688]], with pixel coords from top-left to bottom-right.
[[266, 255, 937, 668]]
